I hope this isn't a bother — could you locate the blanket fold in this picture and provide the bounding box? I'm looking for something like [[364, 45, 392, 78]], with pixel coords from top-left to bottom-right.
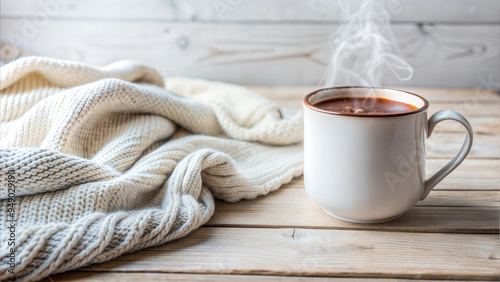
[[0, 57, 304, 281]]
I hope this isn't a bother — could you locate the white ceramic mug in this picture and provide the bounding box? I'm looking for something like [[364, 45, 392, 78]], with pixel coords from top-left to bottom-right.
[[303, 87, 473, 223]]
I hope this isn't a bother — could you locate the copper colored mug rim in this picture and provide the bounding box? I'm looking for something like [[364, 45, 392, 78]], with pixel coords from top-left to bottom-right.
[[303, 86, 430, 117]]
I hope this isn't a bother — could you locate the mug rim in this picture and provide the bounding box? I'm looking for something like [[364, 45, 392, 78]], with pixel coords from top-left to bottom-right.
[[303, 86, 430, 117]]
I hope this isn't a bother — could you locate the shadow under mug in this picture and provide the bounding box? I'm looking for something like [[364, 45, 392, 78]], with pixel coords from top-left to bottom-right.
[[303, 87, 473, 223]]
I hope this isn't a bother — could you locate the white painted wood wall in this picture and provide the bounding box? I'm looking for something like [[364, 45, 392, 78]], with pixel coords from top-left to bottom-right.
[[1, 0, 499, 88]]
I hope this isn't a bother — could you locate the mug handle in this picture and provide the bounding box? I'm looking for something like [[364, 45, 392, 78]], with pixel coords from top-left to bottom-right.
[[421, 110, 474, 200]]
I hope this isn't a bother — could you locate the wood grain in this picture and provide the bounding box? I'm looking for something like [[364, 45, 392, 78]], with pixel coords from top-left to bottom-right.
[[284, 176, 500, 192], [41, 272, 466, 282], [79, 227, 500, 280], [2, 0, 499, 23], [206, 187, 499, 233], [232, 184, 500, 207], [426, 116, 500, 133], [283, 159, 500, 191], [418, 191, 499, 207], [286, 157, 500, 191], [427, 132, 499, 159], [1, 19, 498, 87]]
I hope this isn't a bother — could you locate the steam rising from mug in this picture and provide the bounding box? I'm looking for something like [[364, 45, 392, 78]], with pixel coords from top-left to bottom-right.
[[322, 0, 413, 87]]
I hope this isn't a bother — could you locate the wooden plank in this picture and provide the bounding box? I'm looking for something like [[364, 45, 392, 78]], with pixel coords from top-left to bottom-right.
[[276, 186, 500, 208], [207, 188, 499, 233], [208, 206, 498, 233], [206, 159, 500, 232], [435, 177, 500, 191], [426, 116, 500, 133], [284, 159, 500, 191], [42, 272, 463, 282], [80, 227, 500, 280], [2, 0, 499, 23], [1, 19, 498, 88], [426, 131, 500, 159], [426, 158, 498, 180], [419, 191, 499, 207], [285, 176, 500, 192]]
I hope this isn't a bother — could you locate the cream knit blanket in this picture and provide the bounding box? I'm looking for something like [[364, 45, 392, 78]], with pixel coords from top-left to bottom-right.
[[0, 57, 303, 281]]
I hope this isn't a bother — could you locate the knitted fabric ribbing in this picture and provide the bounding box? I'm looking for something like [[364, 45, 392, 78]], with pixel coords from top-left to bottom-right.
[[0, 57, 304, 281]]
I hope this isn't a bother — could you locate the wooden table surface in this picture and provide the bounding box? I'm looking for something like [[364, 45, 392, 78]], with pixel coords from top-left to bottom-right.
[[44, 87, 500, 281]]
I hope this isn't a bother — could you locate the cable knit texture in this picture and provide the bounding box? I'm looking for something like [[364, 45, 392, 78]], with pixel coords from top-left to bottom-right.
[[0, 57, 304, 281]]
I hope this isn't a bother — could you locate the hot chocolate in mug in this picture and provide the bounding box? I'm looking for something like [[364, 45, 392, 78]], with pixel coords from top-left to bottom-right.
[[303, 87, 473, 223]]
